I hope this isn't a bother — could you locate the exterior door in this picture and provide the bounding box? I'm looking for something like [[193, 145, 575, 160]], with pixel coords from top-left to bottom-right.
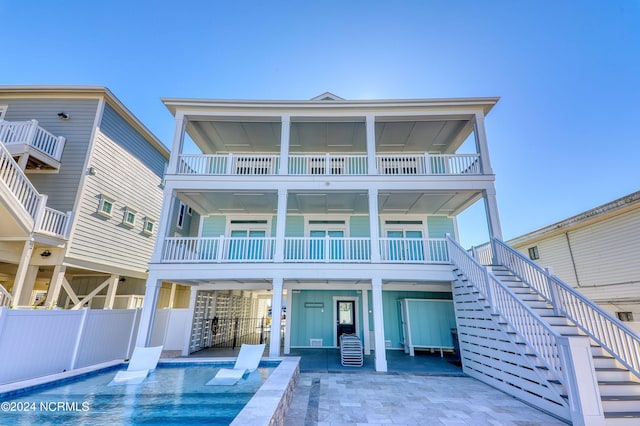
[[336, 300, 356, 345], [386, 229, 424, 261], [309, 229, 345, 260], [229, 229, 266, 260]]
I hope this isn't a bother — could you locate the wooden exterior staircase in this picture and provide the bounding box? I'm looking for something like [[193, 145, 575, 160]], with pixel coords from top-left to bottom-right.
[[447, 237, 640, 425]]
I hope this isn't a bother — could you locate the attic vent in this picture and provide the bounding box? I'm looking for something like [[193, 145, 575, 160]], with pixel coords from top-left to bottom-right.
[[311, 92, 344, 101]]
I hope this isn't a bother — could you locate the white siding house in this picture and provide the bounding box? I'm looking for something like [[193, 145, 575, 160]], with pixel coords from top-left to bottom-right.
[[508, 190, 640, 332], [138, 93, 640, 424], [0, 86, 184, 310]]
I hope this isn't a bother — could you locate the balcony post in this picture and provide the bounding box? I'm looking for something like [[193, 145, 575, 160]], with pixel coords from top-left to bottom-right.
[[33, 194, 48, 232], [483, 188, 503, 242], [371, 278, 387, 371], [274, 188, 287, 262], [423, 152, 431, 174], [226, 153, 234, 175], [149, 189, 176, 263], [473, 112, 493, 175], [26, 120, 38, 145], [167, 114, 186, 174], [279, 115, 290, 175], [269, 277, 284, 357], [366, 114, 377, 175], [368, 188, 380, 262]]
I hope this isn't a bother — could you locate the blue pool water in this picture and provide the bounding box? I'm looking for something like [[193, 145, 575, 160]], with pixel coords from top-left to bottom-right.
[[0, 362, 277, 425]]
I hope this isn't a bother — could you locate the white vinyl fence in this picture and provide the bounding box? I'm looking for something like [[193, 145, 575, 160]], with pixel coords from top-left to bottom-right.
[[0, 307, 140, 385]]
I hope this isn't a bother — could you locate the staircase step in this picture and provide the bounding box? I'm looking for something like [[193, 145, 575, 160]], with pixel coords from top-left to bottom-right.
[[599, 382, 640, 396], [602, 395, 640, 412], [597, 368, 637, 382], [604, 412, 640, 425]]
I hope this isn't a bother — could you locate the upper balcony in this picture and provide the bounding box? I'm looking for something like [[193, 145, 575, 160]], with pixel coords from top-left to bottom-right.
[[0, 119, 66, 171], [165, 96, 496, 182], [176, 152, 481, 176]]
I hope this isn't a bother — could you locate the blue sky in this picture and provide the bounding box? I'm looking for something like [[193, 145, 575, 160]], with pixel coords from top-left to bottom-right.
[[2, 0, 639, 247]]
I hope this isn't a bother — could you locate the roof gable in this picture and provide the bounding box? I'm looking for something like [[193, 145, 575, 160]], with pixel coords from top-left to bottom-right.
[[311, 92, 344, 101]]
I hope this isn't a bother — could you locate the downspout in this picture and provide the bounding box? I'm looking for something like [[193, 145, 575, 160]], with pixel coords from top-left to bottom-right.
[[565, 232, 581, 287]]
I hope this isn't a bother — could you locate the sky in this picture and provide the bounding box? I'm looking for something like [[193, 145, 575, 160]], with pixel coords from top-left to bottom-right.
[[1, 0, 639, 248]]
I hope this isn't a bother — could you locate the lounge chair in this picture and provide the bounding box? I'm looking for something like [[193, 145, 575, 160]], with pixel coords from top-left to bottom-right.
[[340, 334, 363, 367], [108, 345, 163, 386], [206, 343, 265, 386]]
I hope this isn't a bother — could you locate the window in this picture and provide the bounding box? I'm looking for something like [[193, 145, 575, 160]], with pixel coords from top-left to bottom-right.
[[122, 207, 137, 228], [97, 195, 115, 217], [143, 217, 155, 235], [0, 105, 7, 120], [528, 246, 540, 260], [177, 202, 186, 229], [617, 312, 634, 322]]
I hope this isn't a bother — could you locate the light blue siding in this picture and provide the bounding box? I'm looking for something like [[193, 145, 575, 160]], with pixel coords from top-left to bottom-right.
[[285, 216, 304, 237], [349, 216, 370, 237], [201, 216, 227, 237], [427, 216, 454, 238], [100, 103, 167, 178], [290, 290, 362, 347]]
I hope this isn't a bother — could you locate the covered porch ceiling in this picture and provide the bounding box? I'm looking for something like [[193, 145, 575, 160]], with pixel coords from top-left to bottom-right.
[[177, 189, 482, 216], [185, 116, 474, 155]]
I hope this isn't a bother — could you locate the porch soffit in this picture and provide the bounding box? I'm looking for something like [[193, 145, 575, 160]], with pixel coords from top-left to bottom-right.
[[177, 190, 483, 216], [185, 117, 474, 155]]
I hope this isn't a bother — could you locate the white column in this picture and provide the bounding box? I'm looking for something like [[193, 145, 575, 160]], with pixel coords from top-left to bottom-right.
[[182, 286, 198, 356], [279, 115, 290, 175], [150, 187, 176, 263], [136, 276, 162, 347], [104, 274, 119, 309], [368, 188, 381, 262], [45, 265, 66, 308], [269, 277, 284, 357], [474, 112, 494, 175], [167, 113, 187, 174], [168, 283, 177, 308], [483, 188, 503, 241], [371, 278, 387, 372], [366, 114, 377, 175], [284, 286, 293, 354], [11, 240, 35, 306], [274, 188, 288, 262], [360, 285, 371, 355]]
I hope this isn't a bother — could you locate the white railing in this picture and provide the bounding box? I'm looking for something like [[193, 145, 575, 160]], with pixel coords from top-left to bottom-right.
[[447, 236, 565, 380], [0, 120, 66, 161], [470, 242, 493, 265], [379, 238, 449, 263], [0, 142, 41, 217], [376, 153, 480, 175], [0, 143, 70, 238], [177, 154, 280, 175], [36, 208, 72, 237], [493, 238, 640, 378], [284, 237, 371, 262], [162, 236, 276, 262], [0, 285, 12, 307], [288, 154, 368, 175]]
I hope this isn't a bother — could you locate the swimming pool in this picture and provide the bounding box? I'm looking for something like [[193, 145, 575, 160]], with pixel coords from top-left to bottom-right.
[[0, 361, 279, 425]]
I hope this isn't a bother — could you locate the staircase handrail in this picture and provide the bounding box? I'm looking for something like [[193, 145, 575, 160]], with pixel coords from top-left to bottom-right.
[[447, 236, 565, 378], [0, 142, 41, 217], [492, 237, 640, 378]]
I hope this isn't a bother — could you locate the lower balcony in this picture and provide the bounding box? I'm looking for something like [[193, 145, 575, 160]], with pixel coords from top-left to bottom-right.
[[160, 236, 449, 264]]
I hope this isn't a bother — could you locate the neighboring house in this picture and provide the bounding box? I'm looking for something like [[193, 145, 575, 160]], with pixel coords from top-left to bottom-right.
[[508, 190, 640, 331], [0, 86, 188, 309], [136, 92, 640, 424]]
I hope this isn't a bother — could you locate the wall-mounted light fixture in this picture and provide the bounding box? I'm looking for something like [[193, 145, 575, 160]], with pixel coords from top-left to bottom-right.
[[87, 167, 96, 176], [119, 277, 126, 282], [40, 250, 52, 257], [57, 112, 70, 120]]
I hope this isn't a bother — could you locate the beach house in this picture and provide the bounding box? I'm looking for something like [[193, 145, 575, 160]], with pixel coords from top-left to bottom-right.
[[0, 86, 187, 310]]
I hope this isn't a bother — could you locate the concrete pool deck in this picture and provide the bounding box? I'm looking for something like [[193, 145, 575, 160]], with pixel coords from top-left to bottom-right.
[[189, 348, 566, 425]]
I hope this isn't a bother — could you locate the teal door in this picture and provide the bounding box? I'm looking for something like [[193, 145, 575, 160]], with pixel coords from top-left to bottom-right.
[[387, 230, 424, 261], [229, 229, 266, 260], [309, 230, 344, 260]]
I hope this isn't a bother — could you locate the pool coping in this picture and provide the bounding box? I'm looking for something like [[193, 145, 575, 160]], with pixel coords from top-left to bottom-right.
[[0, 356, 301, 425]]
